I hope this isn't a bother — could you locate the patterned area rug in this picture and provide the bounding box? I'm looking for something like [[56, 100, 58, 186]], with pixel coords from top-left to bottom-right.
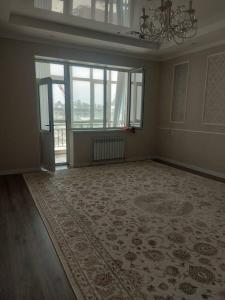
[[24, 161, 225, 300]]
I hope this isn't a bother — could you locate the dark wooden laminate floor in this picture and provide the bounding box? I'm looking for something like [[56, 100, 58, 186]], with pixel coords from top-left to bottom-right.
[[0, 175, 76, 300]]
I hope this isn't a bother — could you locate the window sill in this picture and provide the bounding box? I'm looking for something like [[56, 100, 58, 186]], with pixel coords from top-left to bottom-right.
[[71, 127, 143, 133], [71, 128, 126, 133]]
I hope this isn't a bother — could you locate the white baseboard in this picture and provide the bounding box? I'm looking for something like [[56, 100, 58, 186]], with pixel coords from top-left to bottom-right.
[[155, 156, 225, 180], [0, 167, 41, 176]]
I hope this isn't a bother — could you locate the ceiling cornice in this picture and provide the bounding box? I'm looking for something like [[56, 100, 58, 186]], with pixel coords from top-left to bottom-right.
[[10, 14, 160, 50], [159, 39, 225, 62], [0, 29, 160, 63]]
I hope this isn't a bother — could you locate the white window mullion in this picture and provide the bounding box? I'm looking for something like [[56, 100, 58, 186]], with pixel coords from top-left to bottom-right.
[[107, 71, 112, 127], [103, 69, 107, 128], [90, 69, 94, 127]]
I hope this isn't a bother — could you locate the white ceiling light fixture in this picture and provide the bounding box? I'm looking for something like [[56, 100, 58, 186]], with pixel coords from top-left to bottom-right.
[[130, 0, 198, 45]]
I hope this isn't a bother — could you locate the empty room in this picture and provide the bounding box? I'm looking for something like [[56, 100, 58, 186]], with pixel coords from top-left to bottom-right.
[[1, 1, 225, 299]]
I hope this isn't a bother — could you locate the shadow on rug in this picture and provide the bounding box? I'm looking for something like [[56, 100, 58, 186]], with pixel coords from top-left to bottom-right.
[[24, 161, 225, 300]]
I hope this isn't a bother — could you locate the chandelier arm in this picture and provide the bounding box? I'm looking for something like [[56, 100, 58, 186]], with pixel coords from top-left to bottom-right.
[[132, 0, 198, 45]]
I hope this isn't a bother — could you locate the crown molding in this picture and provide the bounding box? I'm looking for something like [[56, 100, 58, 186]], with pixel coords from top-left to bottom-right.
[[159, 39, 225, 62], [2, 17, 225, 63], [10, 14, 160, 50], [0, 29, 160, 63]]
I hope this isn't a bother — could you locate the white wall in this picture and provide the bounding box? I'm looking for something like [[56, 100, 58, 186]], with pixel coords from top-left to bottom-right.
[[1, 36, 224, 176]]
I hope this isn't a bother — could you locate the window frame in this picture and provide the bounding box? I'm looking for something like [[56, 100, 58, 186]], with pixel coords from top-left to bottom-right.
[[128, 67, 145, 129], [70, 64, 131, 130], [70, 66, 105, 129], [35, 59, 145, 131], [105, 69, 129, 129]]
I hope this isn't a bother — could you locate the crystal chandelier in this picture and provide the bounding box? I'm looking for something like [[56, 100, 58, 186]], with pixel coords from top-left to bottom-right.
[[131, 0, 198, 45]]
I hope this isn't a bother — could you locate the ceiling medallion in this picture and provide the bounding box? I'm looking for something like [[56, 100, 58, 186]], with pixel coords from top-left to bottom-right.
[[130, 0, 198, 45]]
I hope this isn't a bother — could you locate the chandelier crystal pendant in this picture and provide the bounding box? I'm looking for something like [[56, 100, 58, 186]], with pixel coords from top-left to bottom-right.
[[132, 0, 198, 45]]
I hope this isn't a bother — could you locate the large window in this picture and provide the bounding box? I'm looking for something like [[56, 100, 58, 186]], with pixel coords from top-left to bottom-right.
[[36, 60, 144, 130], [71, 66, 129, 129]]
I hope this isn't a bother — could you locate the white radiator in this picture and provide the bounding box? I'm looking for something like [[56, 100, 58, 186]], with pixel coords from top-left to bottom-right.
[[93, 136, 125, 161]]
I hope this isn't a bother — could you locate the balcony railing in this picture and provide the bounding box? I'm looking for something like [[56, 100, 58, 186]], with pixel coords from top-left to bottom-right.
[[54, 124, 66, 150], [54, 121, 126, 150]]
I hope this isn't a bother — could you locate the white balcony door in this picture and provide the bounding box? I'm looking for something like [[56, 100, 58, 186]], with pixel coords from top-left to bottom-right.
[[38, 78, 55, 172]]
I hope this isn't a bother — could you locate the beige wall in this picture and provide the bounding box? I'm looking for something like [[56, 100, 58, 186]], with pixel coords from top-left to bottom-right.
[[0, 37, 160, 173], [71, 65, 160, 167], [1, 36, 224, 176], [0, 38, 40, 172], [157, 44, 225, 176]]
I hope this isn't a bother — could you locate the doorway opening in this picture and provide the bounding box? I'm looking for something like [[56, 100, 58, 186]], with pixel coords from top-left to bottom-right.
[[36, 61, 68, 169]]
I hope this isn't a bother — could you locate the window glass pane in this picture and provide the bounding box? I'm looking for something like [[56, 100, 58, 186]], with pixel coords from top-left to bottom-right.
[[136, 86, 142, 121], [106, 70, 128, 128], [94, 83, 104, 127], [93, 68, 104, 80], [50, 64, 64, 77], [129, 70, 144, 128], [72, 66, 90, 78], [70, 66, 129, 130], [111, 71, 118, 81], [53, 84, 65, 121], [35, 62, 64, 80], [72, 81, 91, 127], [136, 72, 143, 83], [39, 84, 50, 131], [36, 62, 50, 79], [71, 66, 105, 129]]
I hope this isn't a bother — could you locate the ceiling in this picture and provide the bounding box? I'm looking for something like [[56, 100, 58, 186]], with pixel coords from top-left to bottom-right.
[[0, 0, 225, 61]]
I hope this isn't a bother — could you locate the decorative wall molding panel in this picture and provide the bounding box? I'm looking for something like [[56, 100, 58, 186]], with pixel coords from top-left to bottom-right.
[[171, 62, 189, 123], [203, 52, 225, 125]]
